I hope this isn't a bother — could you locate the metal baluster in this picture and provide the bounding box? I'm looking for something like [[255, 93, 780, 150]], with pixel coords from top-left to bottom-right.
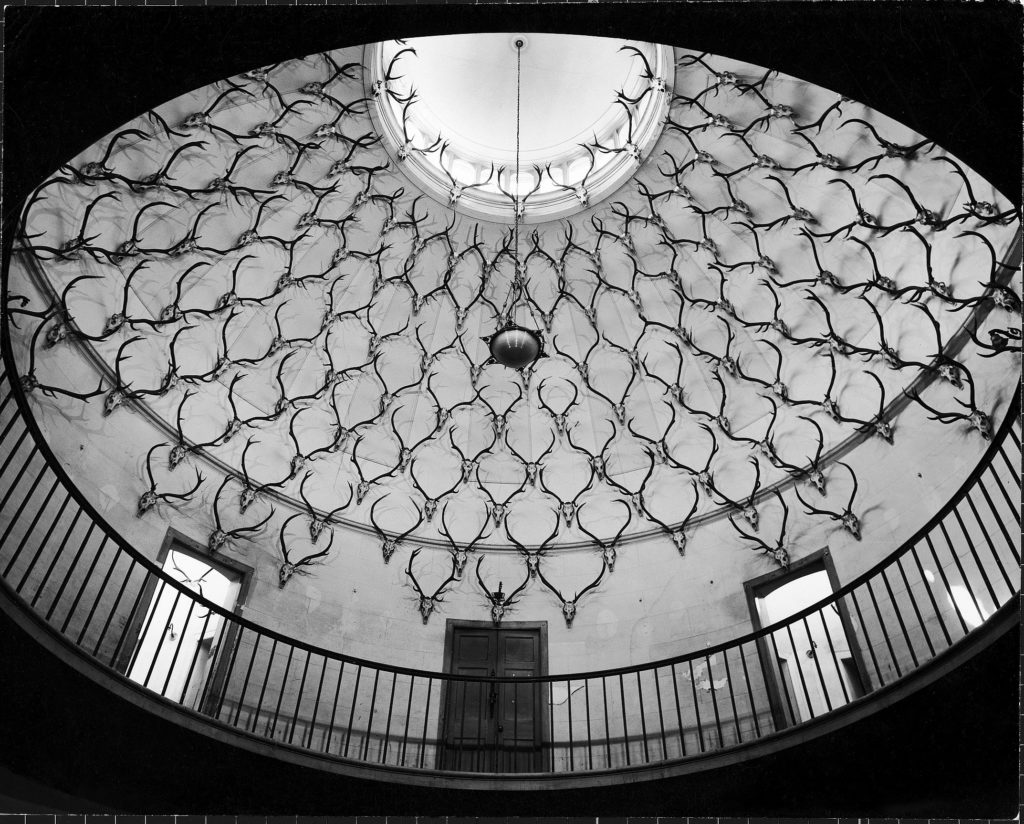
[[567, 678, 574, 771], [548, 675, 555, 771], [653, 666, 668, 760], [1004, 432, 1021, 479], [196, 609, 233, 715], [1007, 423, 1022, 449], [179, 607, 214, 706], [74, 536, 121, 646], [0, 440, 37, 515], [816, 607, 850, 705], [534, 679, 543, 772], [212, 623, 246, 723], [924, 532, 968, 636], [847, 588, 885, 686], [124, 576, 168, 674], [456, 675, 468, 771], [636, 671, 649, 762], [288, 650, 312, 746], [994, 448, 1022, 512], [304, 655, 329, 750], [231, 631, 262, 727], [880, 567, 918, 668], [983, 464, 1020, 549], [343, 665, 362, 758], [2, 471, 57, 577], [362, 669, 381, 762], [584, 678, 593, 770], [479, 678, 485, 773], [142, 587, 183, 689], [957, 495, 1007, 600], [4, 475, 60, 579], [160, 594, 197, 698], [766, 631, 797, 725], [251, 637, 279, 734], [601, 675, 612, 768], [800, 615, 832, 712], [268, 644, 295, 739], [0, 391, 21, 432], [687, 659, 703, 751], [670, 663, 686, 755], [29, 506, 84, 610], [938, 519, 985, 627], [0, 433, 33, 499], [94, 556, 141, 658], [976, 472, 1019, 561], [44, 520, 98, 623], [951, 503, 998, 607], [782, 622, 815, 716], [419, 677, 433, 769], [512, 678, 519, 774], [737, 642, 761, 737], [864, 578, 900, 680], [721, 649, 742, 744], [705, 654, 724, 746], [965, 488, 1016, 589], [60, 532, 110, 636], [618, 673, 630, 765], [895, 554, 935, 658], [381, 671, 398, 765], [325, 660, 346, 754], [14, 490, 72, 594], [400, 674, 415, 767], [910, 543, 952, 648]]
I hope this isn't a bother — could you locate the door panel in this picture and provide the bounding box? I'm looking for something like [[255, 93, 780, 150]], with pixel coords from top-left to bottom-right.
[[447, 629, 495, 770], [444, 624, 545, 772]]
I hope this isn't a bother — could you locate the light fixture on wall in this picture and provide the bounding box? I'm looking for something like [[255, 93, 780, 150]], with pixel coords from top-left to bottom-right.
[[485, 37, 546, 371]]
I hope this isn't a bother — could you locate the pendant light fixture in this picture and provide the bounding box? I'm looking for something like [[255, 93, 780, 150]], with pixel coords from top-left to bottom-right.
[[483, 37, 546, 371]]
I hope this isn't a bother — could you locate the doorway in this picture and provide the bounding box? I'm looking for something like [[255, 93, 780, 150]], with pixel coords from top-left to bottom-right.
[[117, 530, 252, 712], [441, 621, 547, 772], [746, 552, 868, 729]]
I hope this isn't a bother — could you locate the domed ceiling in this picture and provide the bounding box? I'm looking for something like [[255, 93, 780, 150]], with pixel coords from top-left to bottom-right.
[[11, 34, 1020, 627]]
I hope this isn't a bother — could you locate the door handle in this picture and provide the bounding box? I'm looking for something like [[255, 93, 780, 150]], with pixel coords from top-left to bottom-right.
[[488, 669, 497, 719]]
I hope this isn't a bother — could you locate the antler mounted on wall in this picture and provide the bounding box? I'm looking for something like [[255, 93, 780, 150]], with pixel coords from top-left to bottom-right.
[[11, 35, 1019, 628]]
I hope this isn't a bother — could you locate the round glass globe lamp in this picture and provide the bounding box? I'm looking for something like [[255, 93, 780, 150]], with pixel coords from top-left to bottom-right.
[[488, 326, 543, 369]]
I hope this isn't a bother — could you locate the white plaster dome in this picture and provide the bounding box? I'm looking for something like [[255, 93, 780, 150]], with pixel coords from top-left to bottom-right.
[[9, 32, 1020, 641]]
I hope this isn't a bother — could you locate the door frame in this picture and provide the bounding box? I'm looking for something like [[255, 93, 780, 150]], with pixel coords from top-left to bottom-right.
[[113, 527, 254, 714], [743, 547, 871, 731], [439, 619, 549, 771]]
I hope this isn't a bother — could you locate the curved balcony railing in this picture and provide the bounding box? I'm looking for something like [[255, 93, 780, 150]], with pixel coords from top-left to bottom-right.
[[0, 356, 1018, 780]]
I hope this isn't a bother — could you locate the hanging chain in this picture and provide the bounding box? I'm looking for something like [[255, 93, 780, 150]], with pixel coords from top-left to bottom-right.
[[513, 41, 523, 311], [504, 39, 525, 323]]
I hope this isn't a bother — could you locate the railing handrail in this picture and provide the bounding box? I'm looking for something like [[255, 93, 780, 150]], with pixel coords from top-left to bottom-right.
[[0, 311, 1018, 682]]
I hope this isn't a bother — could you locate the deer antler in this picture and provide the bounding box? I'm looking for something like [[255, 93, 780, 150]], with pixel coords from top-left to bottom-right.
[[406, 547, 459, 624], [278, 512, 335, 587], [577, 499, 632, 572], [475, 555, 531, 626], [369, 494, 424, 563], [536, 558, 608, 628]]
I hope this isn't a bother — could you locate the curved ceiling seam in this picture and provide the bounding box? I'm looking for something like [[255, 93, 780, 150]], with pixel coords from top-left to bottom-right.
[[10, 37, 1020, 589], [13, 237, 1017, 556]]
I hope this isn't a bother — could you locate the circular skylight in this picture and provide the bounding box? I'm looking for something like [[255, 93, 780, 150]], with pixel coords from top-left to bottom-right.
[[369, 35, 673, 221]]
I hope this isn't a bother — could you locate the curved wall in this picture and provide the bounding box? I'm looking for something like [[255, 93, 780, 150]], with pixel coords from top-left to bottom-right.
[[4, 37, 1020, 673]]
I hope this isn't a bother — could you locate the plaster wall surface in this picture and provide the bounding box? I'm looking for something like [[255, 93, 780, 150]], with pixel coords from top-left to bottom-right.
[[3, 37, 1020, 678]]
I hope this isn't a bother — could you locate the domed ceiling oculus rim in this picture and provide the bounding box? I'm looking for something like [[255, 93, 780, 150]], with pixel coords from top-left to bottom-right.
[[8, 35, 1021, 622], [368, 35, 674, 223]]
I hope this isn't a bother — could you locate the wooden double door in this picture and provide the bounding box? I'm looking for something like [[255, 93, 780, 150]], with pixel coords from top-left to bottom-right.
[[442, 622, 546, 772]]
